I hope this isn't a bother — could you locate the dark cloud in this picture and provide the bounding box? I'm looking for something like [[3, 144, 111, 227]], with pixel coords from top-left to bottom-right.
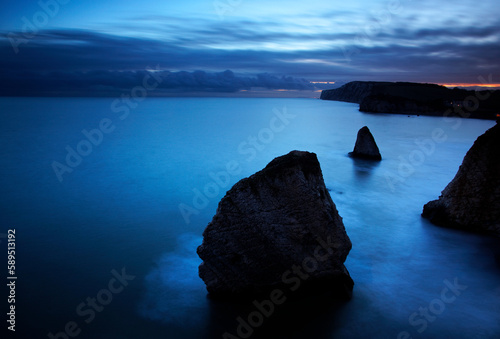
[[1, 15, 499, 96], [403, 26, 500, 39], [0, 67, 319, 96]]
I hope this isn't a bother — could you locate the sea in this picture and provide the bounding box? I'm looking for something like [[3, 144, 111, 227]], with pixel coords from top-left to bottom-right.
[[0, 97, 499, 339]]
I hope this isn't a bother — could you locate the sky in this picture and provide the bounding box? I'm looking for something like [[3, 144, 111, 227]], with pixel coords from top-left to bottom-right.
[[0, 0, 499, 95]]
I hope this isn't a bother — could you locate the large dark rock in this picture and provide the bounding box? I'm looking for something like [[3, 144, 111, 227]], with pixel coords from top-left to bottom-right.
[[422, 123, 500, 236], [349, 126, 382, 160], [197, 151, 353, 299]]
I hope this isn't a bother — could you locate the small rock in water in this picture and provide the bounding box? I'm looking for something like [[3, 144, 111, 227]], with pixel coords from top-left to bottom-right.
[[348, 126, 382, 161]]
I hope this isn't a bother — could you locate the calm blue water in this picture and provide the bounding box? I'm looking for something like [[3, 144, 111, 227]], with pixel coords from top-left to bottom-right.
[[0, 97, 499, 338]]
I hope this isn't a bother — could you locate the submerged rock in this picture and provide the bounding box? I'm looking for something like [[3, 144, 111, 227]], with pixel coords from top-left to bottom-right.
[[422, 123, 500, 236], [197, 150, 353, 299], [349, 126, 382, 160]]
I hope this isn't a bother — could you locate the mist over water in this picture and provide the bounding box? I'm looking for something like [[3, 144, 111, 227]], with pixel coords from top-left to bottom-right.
[[0, 97, 499, 338], [138, 233, 206, 324]]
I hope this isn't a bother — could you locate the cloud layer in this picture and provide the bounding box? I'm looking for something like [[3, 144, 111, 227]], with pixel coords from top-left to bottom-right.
[[0, 66, 321, 96], [1, 0, 499, 95]]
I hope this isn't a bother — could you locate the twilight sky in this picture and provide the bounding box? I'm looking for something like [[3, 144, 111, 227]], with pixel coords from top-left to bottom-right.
[[1, 0, 499, 95]]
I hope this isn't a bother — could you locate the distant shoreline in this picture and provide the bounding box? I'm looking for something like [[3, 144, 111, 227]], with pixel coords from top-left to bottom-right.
[[0, 90, 321, 99], [321, 81, 500, 120]]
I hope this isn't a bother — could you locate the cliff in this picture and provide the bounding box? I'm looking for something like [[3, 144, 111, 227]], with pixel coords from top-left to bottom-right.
[[320, 81, 385, 103], [197, 151, 353, 299], [320, 81, 500, 120], [422, 123, 500, 236]]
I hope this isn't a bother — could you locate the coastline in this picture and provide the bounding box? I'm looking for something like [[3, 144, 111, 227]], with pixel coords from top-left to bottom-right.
[[321, 81, 500, 120]]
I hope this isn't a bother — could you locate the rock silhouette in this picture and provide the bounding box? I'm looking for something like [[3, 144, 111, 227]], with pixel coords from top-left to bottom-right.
[[422, 123, 500, 236], [321, 81, 500, 120], [197, 150, 353, 299], [349, 126, 382, 160]]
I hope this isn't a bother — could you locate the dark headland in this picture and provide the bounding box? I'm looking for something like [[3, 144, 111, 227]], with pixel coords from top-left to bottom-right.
[[321, 81, 500, 120], [422, 122, 500, 236]]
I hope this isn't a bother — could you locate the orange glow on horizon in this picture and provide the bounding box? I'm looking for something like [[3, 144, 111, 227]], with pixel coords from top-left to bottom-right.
[[439, 83, 500, 88]]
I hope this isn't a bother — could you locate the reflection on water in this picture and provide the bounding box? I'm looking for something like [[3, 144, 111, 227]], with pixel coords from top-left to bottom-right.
[[350, 156, 381, 180]]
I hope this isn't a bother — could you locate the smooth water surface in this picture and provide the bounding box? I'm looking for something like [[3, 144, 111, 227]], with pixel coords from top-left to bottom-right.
[[0, 97, 498, 338]]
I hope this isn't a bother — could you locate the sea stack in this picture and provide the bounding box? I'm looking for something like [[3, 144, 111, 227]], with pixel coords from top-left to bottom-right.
[[349, 126, 382, 160], [422, 123, 500, 236], [197, 150, 353, 299]]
